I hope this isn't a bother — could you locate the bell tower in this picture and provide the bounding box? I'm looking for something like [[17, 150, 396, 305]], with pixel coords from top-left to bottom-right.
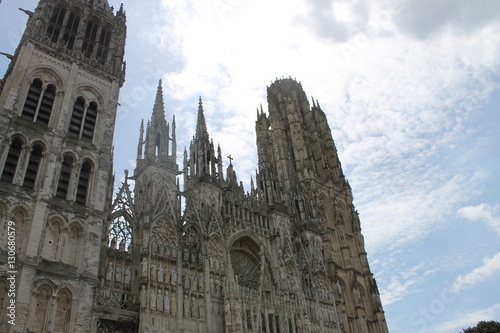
[[0, 0, 126, 332]]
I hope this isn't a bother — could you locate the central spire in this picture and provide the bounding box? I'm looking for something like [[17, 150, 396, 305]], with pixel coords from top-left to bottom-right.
[[195, 96, 209, 140], [152, 80, 166, 132]]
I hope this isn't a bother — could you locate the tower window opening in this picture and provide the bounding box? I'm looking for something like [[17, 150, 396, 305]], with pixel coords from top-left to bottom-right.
[[23, 143, 45, 189], [36, 84, 56, 125], [62, 11, 80, 50], [76, 160, 92, 205], [97, 27, 112, 65], [69, 97, 85, 138], [82, 102, 97, 142], [22, 80, 56, 125], [46, 6, 66, 43], [21, 79, 42, 121], [1, 136, 24, 183], [56, 154, 74, 199], [82, 20, 99, 58]]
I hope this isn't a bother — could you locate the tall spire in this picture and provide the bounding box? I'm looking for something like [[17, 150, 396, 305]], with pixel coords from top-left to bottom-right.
[[152, 80, 166, 131], [195, 96, 208, 139]]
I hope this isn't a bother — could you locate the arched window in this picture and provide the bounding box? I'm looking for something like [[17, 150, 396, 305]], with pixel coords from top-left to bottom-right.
[[75, 160, 92, 205], [68, 98, 98, 141], [12, 210, 26, 255], [82, 102, 97, 141], [97, 26, 112, 65], [56, 154, 74, 199], [23, 142, 45, 189], [62, 10, 80, 50], [62, 224, 81, 265], [54, 289, 72, 332], [46, 5, 66, 43], [1, 136, 24, 183], [108, 215, 132, 251], [21, 80, 56, 125], [21, 79, 42, 120], [82, 19, 99, 58], [41, 220, 61, 261], [32, 286, 51, 332], [68, 97, 85, 138]]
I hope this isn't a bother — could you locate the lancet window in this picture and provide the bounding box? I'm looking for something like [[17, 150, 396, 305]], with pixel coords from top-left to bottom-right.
[[62, 10, 80, 50], [97, 26, 112, 65], [1, 136, 24, 183], [75, 160, 92, 205], [46, 5, 66, 43], [22, 142, 45, 189], [82, 19, 99, 58], [56, 154, 74, 199]]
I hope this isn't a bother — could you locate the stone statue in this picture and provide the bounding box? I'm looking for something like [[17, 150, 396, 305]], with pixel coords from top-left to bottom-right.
[[141, 258, 148, 276], [150, 290, 156, 310], [164, 290, 170, 313], [106, 262, 114, 281], [224, 299, 231, 324], [171, 295, 177, 314], [140, 285, 147, 308], [171, 269, 177, 285], [157, 290, 164, 311], [158, 263, 164, 283], [124, 266, 131, 286]]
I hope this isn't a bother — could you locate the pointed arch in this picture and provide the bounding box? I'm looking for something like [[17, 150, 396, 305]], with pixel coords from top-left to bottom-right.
[[82, 17, 99, 58], [46, 5, 66, 43], [62, 222, 83, 266], [62, 8, 81, 50], [56, 153, 75, 199], [1, 135, 25, 183], [76, 159, 93, 205], [23, 141, 46, 189], [31, 284, 52, 332], [42, 218, 62, 261], [181, 225, 202, 264], [54, 288, 72, 332], [108, 215, 133, 252], [11, 208, 28, 255]]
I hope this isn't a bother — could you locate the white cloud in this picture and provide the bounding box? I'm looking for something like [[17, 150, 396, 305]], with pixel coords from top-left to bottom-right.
[[451, 252, 500, 294], [458, 203, 500, 237], [421, 303, 500, 333]]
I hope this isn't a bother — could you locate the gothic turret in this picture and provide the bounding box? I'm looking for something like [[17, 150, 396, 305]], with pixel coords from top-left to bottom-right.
[[136, 80, 177, 171], [184, 97, 221, 188]]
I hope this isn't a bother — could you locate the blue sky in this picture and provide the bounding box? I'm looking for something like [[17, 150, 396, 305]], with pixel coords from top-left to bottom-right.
[[1, 0, 499, 332]]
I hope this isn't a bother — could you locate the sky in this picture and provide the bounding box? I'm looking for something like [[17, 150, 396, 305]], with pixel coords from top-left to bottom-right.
[[1, 0, 500, 332]]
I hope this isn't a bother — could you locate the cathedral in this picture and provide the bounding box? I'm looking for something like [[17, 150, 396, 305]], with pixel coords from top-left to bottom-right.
[[0, 0, 389, 332]]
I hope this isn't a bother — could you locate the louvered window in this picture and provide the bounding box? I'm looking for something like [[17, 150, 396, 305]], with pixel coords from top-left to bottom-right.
[[68, 97, 85, 137], [23, 143, 44, 189], [69, 98, 98, 142], [76, 160, 92, 205], [21, 79, 42, 120], [1, 137, 24, 183], [21, 80, 55, 125], [56, 154, 73, 199]]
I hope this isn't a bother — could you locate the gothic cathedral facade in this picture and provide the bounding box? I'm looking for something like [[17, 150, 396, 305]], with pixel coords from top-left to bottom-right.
[[0, 1, 389, 333]]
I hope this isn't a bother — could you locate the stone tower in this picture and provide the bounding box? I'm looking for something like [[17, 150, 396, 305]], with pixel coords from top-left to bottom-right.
[[0, 0, 126, 332]]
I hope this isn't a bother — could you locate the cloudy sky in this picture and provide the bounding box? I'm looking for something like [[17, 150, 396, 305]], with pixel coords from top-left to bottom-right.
[[1, 0, 500, 331]]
